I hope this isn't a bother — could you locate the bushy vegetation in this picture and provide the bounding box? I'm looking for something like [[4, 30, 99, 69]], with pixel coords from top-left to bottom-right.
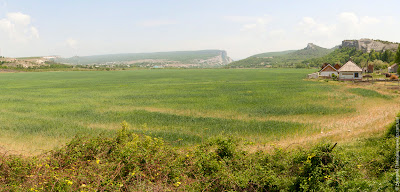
[[0, 120, 397, 191], [304, 47, 396, 68]]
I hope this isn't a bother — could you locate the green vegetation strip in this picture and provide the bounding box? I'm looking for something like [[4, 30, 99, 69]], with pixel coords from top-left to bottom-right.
[[0, 120, 396, 191]]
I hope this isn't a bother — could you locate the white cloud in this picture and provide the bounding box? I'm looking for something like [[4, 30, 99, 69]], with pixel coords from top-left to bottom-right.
[[138, 19, 176, 27], [65, 38, 78, 49], [0, 12, 39, 43], [30, 26, 39, 39], [224, 15, 272, 33], [360, 16, 380, 25], [7, 12, 31, 26], [297, 17, 335, 37], [295, 12, 385, 47], [339, 12, 359, 25]]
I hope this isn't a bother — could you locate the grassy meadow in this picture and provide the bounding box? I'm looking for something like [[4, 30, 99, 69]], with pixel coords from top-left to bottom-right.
[[0, 69, 398, 154]]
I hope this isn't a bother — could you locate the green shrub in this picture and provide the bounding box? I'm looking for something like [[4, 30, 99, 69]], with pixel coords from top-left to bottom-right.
[[0, 119, 398, 191], [386, 113, 400, 137]]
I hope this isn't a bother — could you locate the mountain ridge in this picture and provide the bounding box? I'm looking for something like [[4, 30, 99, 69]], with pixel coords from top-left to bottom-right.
[[56, 50, 233, 67]]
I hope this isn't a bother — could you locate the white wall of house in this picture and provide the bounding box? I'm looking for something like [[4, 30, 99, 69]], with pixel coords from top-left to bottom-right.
[[319, 71, 338, 77], [339, 72, 362, 80], [307, 72, 319, 79]]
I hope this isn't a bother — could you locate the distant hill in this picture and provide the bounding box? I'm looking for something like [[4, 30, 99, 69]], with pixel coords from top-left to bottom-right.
[[251, 50, 297, 58], [56, 50, 232, 68], [228, 43, 334, 68]]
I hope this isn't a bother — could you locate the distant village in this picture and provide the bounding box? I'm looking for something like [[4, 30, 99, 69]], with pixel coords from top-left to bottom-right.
[[0, 56, 60, 68], [308, 60, 399, 81]]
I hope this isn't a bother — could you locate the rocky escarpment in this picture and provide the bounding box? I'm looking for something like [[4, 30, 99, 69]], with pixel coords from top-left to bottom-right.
[[341, 39, 399, 53], [193, 51, 232, 66], [305, 43, 318, 50]]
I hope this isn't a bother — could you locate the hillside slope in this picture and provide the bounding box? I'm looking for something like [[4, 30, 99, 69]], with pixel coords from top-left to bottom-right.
[[56, 50, 232, 68], [228, 43, 334, 68], [251, 50, 297, 58]]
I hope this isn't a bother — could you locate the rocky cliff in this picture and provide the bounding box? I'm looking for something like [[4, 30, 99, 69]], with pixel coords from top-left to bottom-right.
[[193, 51, 232, 66], [341, 39, 399, 53]]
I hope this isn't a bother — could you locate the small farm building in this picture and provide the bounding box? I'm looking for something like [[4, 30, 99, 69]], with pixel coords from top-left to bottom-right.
[[319, 64, 338, 77], [367, 64, 374, 73], [307, 72, 318, 79], [338, 60, 362, 80], [388, 63, 398, 73], [333, 64, 341, 70]]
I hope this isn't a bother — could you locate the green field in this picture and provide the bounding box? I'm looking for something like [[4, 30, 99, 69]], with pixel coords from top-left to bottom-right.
[[1, 68, 399, 191], [0, 69, 397, 153]]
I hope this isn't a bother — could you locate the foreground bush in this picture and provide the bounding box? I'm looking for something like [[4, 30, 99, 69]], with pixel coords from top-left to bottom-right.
[[0, 121, 396, 191]]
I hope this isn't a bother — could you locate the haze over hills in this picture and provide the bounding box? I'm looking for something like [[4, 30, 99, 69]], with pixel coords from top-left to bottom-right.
[[228, 43, 336, 68], [55, 50, 233, 68]]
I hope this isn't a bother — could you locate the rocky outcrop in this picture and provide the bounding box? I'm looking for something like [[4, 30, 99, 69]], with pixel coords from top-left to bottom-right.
[[220, 50, 233, 64], [194, 51, 232, 66], [341, 39, 399, 53], [305, 43, 318, 50]]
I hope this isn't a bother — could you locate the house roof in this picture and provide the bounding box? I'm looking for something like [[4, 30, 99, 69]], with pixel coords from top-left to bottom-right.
[[320, 63, 329, 70], [333, 64, 341, 70], [319, 64, 337, 72], [338, 60, 362, 72], [390, 63, 398, 68]]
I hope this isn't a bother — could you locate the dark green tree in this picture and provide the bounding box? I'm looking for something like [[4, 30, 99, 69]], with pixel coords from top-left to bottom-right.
[[395, 44, 400, 64], [397, 65, 400, 75], [381, 50, 389, 62], [369, 50, 377, 61]]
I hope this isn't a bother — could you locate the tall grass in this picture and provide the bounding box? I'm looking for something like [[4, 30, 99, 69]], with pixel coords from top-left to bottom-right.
[[348, 88, 391, 99], [0, 69, 375, 151]]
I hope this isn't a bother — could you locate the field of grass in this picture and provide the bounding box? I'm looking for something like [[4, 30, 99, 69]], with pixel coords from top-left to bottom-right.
[[0, 68, 399, 154]]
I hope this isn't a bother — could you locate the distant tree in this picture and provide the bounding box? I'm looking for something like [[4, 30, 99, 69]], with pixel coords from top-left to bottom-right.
[[381, 50, 389, 62], [369, 50, 377, 61], [398, 65, 400, 75], [395, 44, 400, 64], [370, 59, 389, 70]]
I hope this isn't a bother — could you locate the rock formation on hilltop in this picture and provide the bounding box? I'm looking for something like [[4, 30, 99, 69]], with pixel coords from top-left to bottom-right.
[[305, 43, 318, 50], [341, 39, 399, 53]]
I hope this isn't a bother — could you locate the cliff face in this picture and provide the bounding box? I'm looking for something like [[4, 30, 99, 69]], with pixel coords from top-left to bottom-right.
[[341, 39, 399, 53], [194, 51, 232, 66], [220, 50, 233, 64]]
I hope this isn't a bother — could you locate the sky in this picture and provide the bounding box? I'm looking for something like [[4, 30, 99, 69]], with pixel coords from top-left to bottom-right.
[[0, 0, 399, 60]]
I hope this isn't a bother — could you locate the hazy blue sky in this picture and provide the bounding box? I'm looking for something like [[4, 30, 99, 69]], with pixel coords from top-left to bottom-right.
[[0, 0, 399, 59]]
